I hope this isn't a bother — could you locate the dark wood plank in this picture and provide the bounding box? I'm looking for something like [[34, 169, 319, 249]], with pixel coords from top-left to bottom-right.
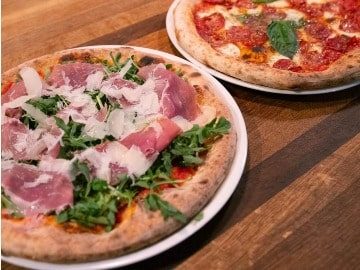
[[177, 133, 360, 269], [252, 179, 360, 270]]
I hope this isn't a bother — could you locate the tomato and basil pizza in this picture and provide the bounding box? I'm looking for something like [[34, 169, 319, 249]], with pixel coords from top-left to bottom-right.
[[174, 0, 360, 89], [1, 47, 236, 262]]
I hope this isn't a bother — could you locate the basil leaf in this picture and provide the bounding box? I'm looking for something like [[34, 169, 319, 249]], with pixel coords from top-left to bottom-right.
[[267, 20, 299, 59], [252, 0, 278, 3]]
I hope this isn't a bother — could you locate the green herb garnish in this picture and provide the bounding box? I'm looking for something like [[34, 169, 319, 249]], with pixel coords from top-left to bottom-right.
[[267, 20, 299, 59], [145, 193, 186, 223], [102, 52, 144, 85], [56, 117, 231, 230], [26, 95, 69, 116], [54, 117, 102, 159]]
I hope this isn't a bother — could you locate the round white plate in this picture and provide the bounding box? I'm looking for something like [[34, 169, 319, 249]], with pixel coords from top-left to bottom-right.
[[166, 0, 360, 95], [2, 45, 248, 270]]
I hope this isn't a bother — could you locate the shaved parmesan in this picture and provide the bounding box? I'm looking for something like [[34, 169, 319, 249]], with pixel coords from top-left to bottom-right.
[[39, 158, 74, 179], [100, 84, 122, 99], [3, 95, 35, 109], [122, 145, 157, 177], [83, 117, 109, 139], [171, 116, 193, 132], [86, 71, 104, 90], [107, 109, 125, 139], [19, 67, 42, 97], [119, 59, 134, 78], [21, 103, 48, 125]]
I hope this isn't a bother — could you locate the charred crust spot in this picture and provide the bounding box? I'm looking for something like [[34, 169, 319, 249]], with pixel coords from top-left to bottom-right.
[[78, 52, 95, 63], [200, 179, 208, 185], [347, 65, 354, 69], [189, 72, 201, 78], [242, 54, 251, 60], [138, 56, 164, 67], [172, 193, 178, 198], [203, 85, 209, 91], [59, 53, 76, 64]]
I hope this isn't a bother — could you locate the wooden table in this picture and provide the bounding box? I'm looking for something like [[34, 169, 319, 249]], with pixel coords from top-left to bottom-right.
[[2, 0, 360, 269]]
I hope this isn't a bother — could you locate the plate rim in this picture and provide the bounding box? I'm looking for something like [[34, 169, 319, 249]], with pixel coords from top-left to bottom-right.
[[166, 0, 360, 95], [1, 45, 248, 270]]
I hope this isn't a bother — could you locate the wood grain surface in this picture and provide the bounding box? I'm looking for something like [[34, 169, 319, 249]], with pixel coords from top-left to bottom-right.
[[2, 0, 360, 269]]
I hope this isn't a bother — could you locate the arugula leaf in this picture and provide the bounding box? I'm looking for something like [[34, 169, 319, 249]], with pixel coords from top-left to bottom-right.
[[145, 193, 186, 223], [1, 190, 24, 218], [54, 117, 102, 159], [102, 52, 144, 85], [267, 20, 299, 59], [252, 0, 278, 3], [56, 117, 231, 230], [20, 113, 38, 129], [26, 95, 69, 116]]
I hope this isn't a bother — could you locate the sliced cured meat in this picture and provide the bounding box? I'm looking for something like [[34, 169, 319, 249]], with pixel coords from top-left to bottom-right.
[[194, 12, 226, 44], [2, 163, 73, 216], [235, 0, 255, 8], [121, 117, 181, 157], [1, 81, 27, 104], [48, 63, 103, 88], [1, 119, 61, 160], [227, 26, 268, 48], [273, 59, 303, 72], [305, 21, 332, 40], [137, 64, 200, 120]]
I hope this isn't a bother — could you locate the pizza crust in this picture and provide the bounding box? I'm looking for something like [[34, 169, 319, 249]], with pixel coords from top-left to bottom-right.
[[1, 47, 237, 262], [173, 0, 360, 90]]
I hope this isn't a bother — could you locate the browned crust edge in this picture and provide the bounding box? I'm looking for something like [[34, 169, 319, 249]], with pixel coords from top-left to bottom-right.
[[173, 0, 360, 90], [1, 47, 237, 262]]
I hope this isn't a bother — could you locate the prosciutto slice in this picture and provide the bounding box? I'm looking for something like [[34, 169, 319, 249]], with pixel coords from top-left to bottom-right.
[[138, 64, 200, 120], [1, 118, 61, 160], [1, 81, 27, 104], [2, 163, 73, 216], [121, 117, 181, 157], [48, 63, 103, 88]]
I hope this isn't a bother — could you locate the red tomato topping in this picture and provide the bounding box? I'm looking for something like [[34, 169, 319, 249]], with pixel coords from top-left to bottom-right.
[[339, 0, 359, 13], [305, 21, 332, 40], [227, 26, 268, 47], [273, 59, 303, 72], [195, 12, 227, 46], [171, 166, 195, 180], [195, 12, 225, 35], [325, 35, 351, 53], [339, 12, 360, 33], [235, 0, 256, 9], [1, 82, 13, 95]]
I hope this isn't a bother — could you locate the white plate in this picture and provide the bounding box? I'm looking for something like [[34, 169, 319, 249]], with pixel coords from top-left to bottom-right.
[[2, 45, 248, 270], [166, 0, 360, 95]]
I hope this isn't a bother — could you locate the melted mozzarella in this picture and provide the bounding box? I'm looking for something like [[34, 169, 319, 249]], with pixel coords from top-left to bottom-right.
[[197, 6, 227, 18], [268, 53, 290, 66], [267, 0, 289, 8], [285, 9, 305, 22], [330, 21, 360, 38], [217, 44, 241, 57], [306, 0, 326, 4]]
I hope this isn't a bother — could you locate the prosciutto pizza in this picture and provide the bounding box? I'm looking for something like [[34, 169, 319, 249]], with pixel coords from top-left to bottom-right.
[[174, 0, 360, 89], [1, 47, 236, 262]]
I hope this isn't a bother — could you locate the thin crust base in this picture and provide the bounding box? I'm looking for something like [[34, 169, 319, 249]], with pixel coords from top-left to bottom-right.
[[1, 47, 237, 262]]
